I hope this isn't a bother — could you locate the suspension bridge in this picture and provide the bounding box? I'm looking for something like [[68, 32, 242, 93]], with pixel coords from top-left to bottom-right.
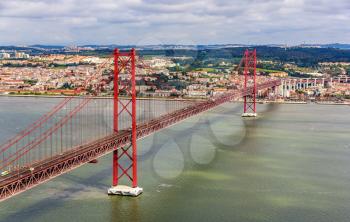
[[0, 49, 281, 201]]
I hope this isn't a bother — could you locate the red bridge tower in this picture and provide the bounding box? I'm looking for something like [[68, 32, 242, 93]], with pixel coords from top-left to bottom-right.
[[108, 48, 143, 196], [242, 49, 257, 117]]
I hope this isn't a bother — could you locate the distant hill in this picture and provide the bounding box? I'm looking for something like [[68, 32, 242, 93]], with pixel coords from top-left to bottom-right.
[[137, 46, 350, 64], [1, 44, 350, 66], [322, 43, 350, 50], [1, 43, 350, 51], [29, 45, 65, 49]]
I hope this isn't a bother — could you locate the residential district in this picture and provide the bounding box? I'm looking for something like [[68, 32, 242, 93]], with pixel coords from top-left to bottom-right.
[[0, 49, 349, 103]]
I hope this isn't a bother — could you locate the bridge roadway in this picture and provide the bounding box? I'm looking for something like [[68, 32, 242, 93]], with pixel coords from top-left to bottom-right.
[[0, 80, 281, 201]]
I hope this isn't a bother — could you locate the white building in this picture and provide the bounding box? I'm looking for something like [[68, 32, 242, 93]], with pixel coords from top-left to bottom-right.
[[188, 90, 207, 97], [0, 53, 11, 59], [14, 51, 30, 59]]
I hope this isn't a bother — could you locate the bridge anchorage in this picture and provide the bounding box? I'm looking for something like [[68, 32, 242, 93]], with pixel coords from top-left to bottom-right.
[[241, 49, 257, 118], [107, 48, 143, 197]]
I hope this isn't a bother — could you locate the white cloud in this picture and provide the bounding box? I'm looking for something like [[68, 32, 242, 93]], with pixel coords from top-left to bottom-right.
[[0, 0, 349, 45]]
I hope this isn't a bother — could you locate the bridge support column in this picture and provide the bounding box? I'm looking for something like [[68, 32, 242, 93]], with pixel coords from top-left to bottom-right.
[[242, 49, 257, 118], [109, 48, 143, 197]]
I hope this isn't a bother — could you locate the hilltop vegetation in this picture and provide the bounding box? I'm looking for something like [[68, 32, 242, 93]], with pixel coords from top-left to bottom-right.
[[138, 47, 350, 67], [2, 45, 350, 68]]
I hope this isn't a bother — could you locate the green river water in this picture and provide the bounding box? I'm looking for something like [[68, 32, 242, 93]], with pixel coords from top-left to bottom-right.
[[0, 97, 349, 222]]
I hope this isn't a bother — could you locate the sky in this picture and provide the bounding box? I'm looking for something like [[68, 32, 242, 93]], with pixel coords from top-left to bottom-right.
[[0, 0, 349, 45]]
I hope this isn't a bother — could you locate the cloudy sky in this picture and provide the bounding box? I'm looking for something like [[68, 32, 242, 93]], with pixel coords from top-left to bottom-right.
[[0, 0, 349, 45]]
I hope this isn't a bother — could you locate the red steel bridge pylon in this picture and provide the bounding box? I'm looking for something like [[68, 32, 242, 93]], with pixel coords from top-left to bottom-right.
[[242, 49, 257, 118], [108, 48, 143, 196]]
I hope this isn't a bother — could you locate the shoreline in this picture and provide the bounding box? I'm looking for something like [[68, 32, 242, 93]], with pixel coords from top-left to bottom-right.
[[261, 101, 307, 104], [315, 101, 350, 105], [1, 95, 349, 105], [0, 94, 206, 101]]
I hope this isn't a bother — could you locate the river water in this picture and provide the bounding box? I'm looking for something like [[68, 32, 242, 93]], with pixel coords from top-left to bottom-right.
[[0, 97, 349, 222]]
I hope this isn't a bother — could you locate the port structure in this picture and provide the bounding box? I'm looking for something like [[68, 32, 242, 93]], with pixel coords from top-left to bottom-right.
[[242, 49, 257, 118]]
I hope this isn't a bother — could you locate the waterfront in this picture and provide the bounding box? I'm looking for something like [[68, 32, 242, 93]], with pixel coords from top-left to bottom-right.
[[0, 97, 350, 222]]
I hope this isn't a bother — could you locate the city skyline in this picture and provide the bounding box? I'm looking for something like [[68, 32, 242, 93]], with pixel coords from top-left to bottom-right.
[[0, 0, 349, 45]]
